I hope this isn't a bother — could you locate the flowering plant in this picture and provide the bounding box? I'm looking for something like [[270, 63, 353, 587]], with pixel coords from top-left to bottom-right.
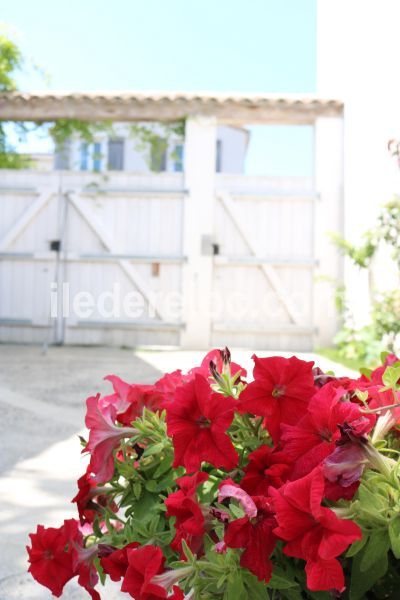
[[27, 349, 400, 599]]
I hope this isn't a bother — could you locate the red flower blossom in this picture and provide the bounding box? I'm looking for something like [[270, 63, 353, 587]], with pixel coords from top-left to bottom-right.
[[279, 384, 375, 480], [27, 521, 75, 597], [121, 545, 185, 599], [99, 542, 139, 582], [84, 394, 138, 483], [165, 472, 209, 557], [241, 445, 290, 496], [101, 375, 132, 414], [270, 468, 361, 592], [219, 481, 277, 582], [238, 355, 316, 443], [63, 519, 100, 600], [323, 418, 387, 496], [166, 374, 238, 472], [27, 519, 101, 599], [155, 370, 186, 404], [102, 375, 166, 425], [72, 466, 117, 525], [188, 348, 246, 382], [116, 384, 164, 426]]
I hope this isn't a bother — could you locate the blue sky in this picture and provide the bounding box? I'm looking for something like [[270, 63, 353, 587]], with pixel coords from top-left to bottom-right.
[[2, 0, 316, 175]]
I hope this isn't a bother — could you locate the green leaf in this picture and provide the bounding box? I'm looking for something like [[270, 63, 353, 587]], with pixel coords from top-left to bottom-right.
[[268, 571, 298, 590], [153, 454, 173, 478], [133, 482, 142, 500], [382, 365, 400, 389], [358, 483, 388, 512], [359, 367, 372, 379], [181, 539, 195, 563], [243, 572, 269, 600], [360, 530, 389, 572], [229, 503, 245, 519], [142, 442, 164, 457], [389, 517, 400, 558], [131, 490, 159, 521], [350, 544, 388, 600], [225, 573, 246, 599], [145, 480, 157, 492], [346, 535, 368, 558]]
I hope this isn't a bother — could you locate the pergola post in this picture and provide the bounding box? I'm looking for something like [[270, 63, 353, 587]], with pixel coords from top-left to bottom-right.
[[313, 116, 344, 347], [181, 115, 217, 349]]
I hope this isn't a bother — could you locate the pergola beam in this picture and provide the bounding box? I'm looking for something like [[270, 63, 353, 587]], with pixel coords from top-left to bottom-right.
[[0, 91, 343, 124]]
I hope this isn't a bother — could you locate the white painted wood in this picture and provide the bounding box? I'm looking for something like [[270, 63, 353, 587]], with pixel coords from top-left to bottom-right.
[[0, 162, 337, 350], [67, 192, 166, 321], [0, 192, 53, 251], [313, 116, 344, 347], [218, 192, 302, 325], [180, 116, 217, 349]]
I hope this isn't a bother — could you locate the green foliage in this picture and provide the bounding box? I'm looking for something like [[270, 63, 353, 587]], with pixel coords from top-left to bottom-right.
[[332, 196, 400, 269], [331, 196, 400, 362], [130, 121, 185, 172], [49, 119, 113, 147], [0, 31, 31, 168], [372, 289, 400, 352], [0, 30, 22, 92], [331, 230, 378, 269], [333, 322, 383, 366]]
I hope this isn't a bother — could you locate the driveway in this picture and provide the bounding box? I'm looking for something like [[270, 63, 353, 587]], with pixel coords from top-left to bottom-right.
[[0, 344, 355, 598]]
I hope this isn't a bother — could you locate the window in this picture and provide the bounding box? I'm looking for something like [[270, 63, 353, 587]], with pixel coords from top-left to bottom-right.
[[173, 144, 184, 172], [216, 139, 222, 172], [93, 142, 102, 172], [107, 139, 124, 171], [54, 141, 70, 170], [80, 143, 89, 171]]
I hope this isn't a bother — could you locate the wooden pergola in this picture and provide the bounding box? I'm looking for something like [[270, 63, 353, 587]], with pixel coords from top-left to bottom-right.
[[0, 91, 343, 124]]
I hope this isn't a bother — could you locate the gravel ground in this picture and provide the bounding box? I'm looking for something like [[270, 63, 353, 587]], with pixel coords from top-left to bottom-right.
[[0, 344, 355, 599]]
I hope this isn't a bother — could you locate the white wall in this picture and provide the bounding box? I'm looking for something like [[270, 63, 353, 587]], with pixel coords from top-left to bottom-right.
[[216, 126, 249, 173], [317, 0, 400, 325]]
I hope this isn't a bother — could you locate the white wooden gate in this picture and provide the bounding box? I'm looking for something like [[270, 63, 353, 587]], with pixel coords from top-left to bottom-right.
[[0, 114, 343, 353], [210, 175, 316, 350], [0, 171, 185, 347]]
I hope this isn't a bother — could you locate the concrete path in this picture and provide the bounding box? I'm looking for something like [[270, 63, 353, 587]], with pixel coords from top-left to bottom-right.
[[0, 344, 356, 599]]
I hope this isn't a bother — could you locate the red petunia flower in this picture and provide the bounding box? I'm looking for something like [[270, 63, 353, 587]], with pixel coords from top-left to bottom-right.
[[121, 545, 185, 599], [188, 348, 246, 382], [241, 445, 290, 496], [101, 374, 132, 414], [63, 519, 101, 600], [116, 384, 165, 426], [323, 417, 389, 497], [238, 355, 316, 443], [165, 472, 209, 558], [27, 519, 101, 599], [155, 370, 186, 405], [27, 521, 75, 597], [84, 394, 138, 483], [279, 384, 375, 481], [72, 466, 118, 525], [219, 480, 277, 582], [166, 374, 238, 472], [102, 375, 167, 425], [270, 468, 361, 592], [99, 542, 139, 582]]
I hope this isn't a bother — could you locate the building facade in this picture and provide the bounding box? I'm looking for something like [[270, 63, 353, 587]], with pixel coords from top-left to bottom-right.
[[55, 123, 250, 174]]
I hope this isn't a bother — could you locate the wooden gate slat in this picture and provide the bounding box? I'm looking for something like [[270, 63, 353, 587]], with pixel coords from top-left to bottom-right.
[[217, 192, 303, 325]]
